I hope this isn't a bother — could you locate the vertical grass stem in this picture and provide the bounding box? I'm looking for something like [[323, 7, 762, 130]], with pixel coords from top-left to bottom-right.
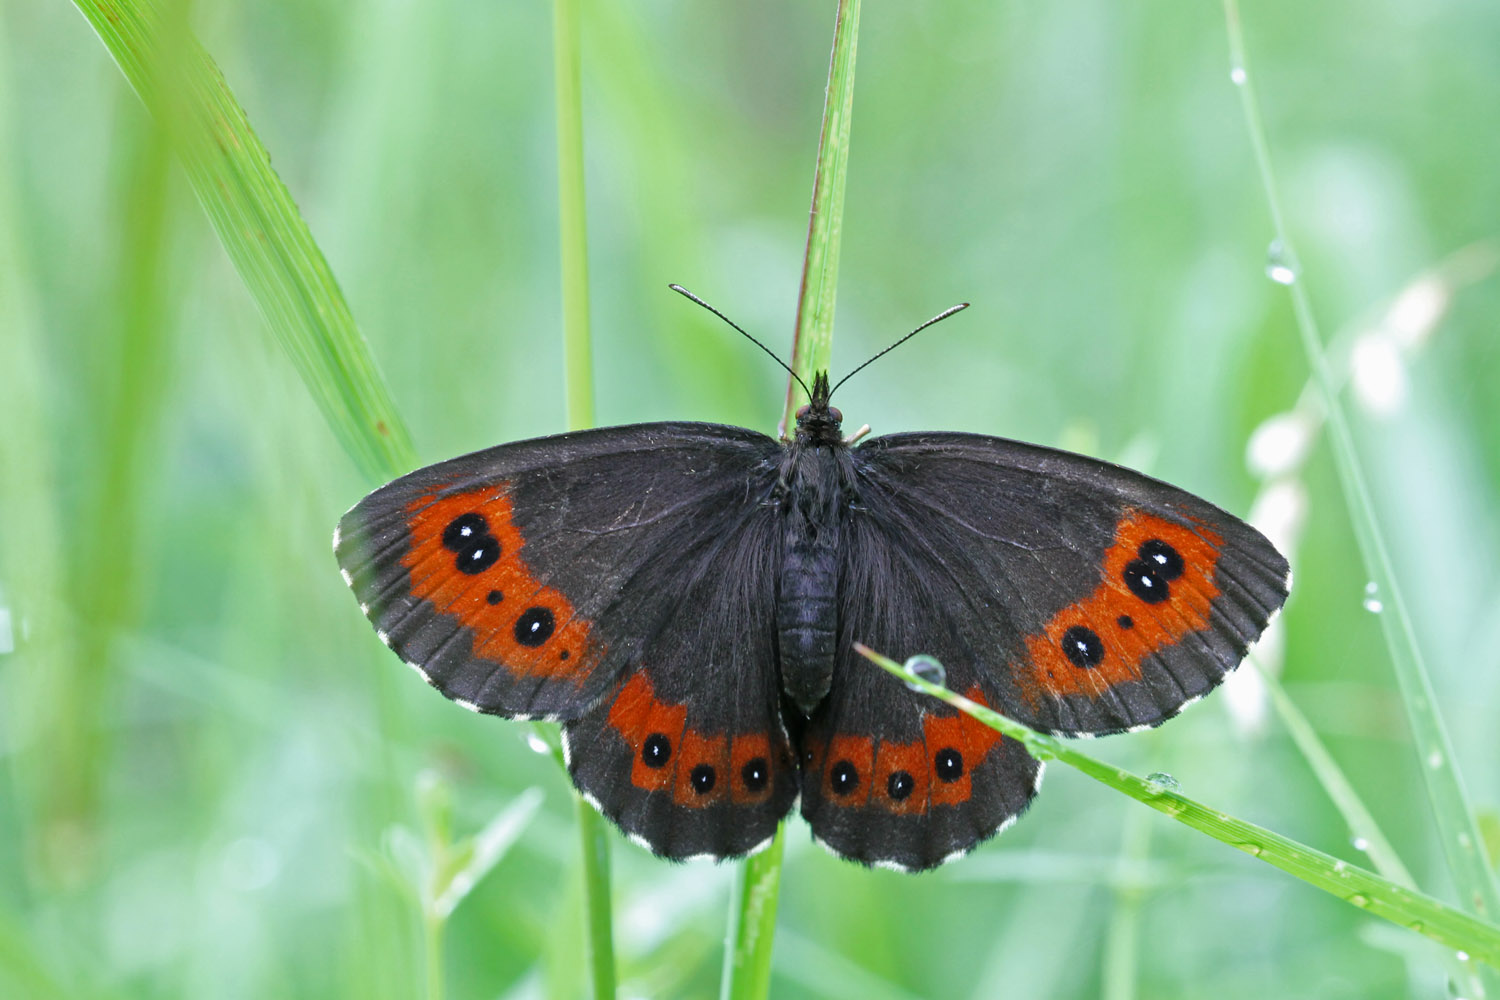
[[1221, 0, 1500, 938], [553, 0, 611, 994]]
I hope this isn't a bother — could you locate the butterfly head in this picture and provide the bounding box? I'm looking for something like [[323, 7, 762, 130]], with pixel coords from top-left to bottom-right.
[[793, 371, 845, 447]]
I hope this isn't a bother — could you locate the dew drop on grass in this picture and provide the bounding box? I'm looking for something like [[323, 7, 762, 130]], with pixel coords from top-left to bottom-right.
[[1428, 750, 1445, 769], [1347, 894, 1370, 907], [1362, 581, 1384, 614], [904, 655, 946, 690], [1230, 64, 1247, 86], [1144, 772, 1180, 794], [1456, 951, 1470, 963], [1351, 836, 1370, 852], [526, 732, 551, 755], [1265, 239, 1300, 285]]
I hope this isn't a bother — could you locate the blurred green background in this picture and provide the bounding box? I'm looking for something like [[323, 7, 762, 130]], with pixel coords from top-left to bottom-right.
[[3, 0, 1499, 997]]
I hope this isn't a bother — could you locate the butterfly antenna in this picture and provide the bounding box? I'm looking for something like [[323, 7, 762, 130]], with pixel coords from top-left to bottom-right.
[[828, 302, 971, 397], [668, 284, 811, 398]]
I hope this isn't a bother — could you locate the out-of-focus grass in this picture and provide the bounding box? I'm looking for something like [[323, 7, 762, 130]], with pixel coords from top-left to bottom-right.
[[3, 1, 1499, 998]]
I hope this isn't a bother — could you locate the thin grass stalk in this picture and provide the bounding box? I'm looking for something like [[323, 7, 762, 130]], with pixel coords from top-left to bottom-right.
[[781, 0, 862, 430], [71, 0, 416, 483], [861, 647, 1500, 970], [423, 912, 445, 1000], [723, 2, 862, 996], [553, 0, 613, 993], [1254, 661, 1416, 888], [720, 830, 786, 1000], [556, 0, 595, 433], [1220, 0, 1500, 948], [573, 798, 616, 999], [1100, 784, 1153, 1000]]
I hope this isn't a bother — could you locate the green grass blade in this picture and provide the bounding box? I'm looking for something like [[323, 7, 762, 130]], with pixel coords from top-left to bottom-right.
[[1221, 0, 1500, 940], [782, 0, 862, 427], [553, 0, 611, 994], [574, 798, 616, 1000], [1255, 661, 1416, 888], [72, 0, 416, 483], [724, 3, 862, 996], [1100, 802, 1153, 1000], [720, 826, 786, 1000], [860, 647, 1500, 971], [556, 0, 595, 434]]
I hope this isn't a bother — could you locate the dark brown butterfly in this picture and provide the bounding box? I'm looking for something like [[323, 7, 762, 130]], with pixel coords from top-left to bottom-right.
[[334, 359, 1288, 871]]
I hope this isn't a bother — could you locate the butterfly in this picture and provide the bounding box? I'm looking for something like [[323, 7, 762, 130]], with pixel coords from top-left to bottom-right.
[[334, 313, 1289, 871]]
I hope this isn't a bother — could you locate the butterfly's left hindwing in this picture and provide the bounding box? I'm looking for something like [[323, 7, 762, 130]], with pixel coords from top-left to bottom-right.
[[562, 499, 800, 860]]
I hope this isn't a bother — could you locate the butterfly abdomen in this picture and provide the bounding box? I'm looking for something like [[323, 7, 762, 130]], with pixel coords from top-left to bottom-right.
[[776, 442, 855, 715]]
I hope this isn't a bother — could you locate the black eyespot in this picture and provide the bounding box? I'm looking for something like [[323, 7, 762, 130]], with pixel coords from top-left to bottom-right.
[[741, 757, 769, 792], [486, 589, 504, 604], [1123, 559, 1171, 604], [830, 760, 859, 796], [641, 733, 671, 768], [1117, 614, 1134, 630], [559, 650, 570, 660], [442, 513, 489, 552], [456, 538, 501, 574], [690, 764, 716, 794], [935, 748, 964, 782], [1138, 539, 1184, 580], [1061, 625, 1105, 668], [514, 606, 556, 646], [887, 770, 915, 801]]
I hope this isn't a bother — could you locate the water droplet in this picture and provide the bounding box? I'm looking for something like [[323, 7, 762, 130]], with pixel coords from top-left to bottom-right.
[[1456, 950, 1470, 963], [1230, 64, 1247, 86], [1362, 581, 1384, 614], [1347, 894, 1370, 907], [903, 655, 946, 691], [1428, 750, 1445, 769], [1265, 239, 1300, 285], [526, 733, 551, 755], [1351, 836, 1370, 852], [1144, 772, 1180, 794], [1237, 842, 1264, 857]]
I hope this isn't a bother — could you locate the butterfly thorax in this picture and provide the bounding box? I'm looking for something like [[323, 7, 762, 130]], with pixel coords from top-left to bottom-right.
[[777, 371, 857, 715]]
